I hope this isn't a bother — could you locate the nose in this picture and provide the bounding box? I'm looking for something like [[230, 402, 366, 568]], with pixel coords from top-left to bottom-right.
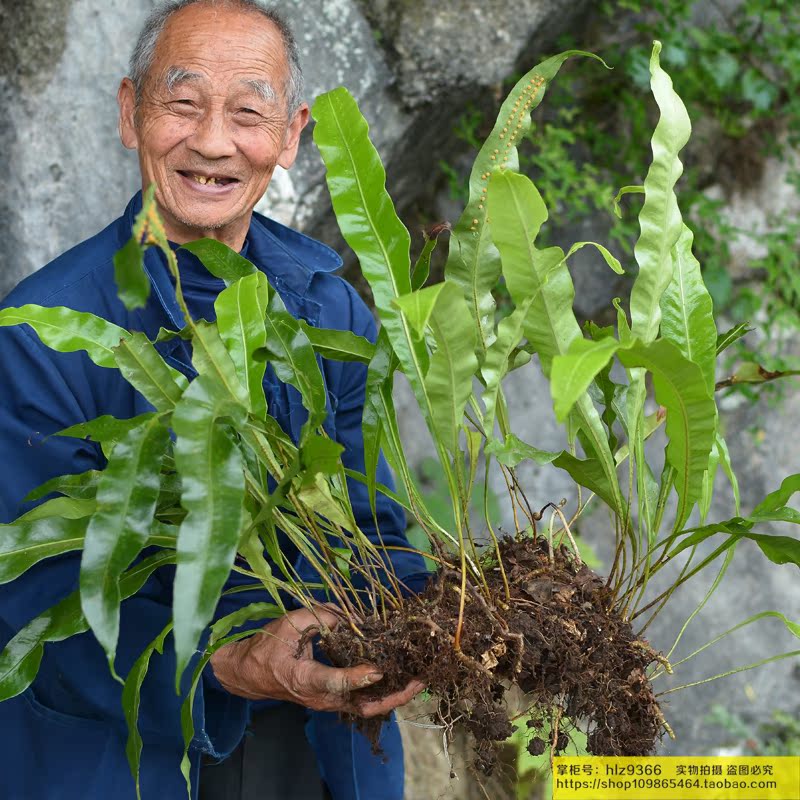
[[187, 110, 237, 160]]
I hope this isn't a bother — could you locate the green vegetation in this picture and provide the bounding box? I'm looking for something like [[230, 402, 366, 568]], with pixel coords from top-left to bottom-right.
[[706, 703, 800, 756]]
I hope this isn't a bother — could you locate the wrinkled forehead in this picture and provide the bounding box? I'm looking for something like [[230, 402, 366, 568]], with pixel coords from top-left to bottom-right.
[[148, 4, 289, 91]]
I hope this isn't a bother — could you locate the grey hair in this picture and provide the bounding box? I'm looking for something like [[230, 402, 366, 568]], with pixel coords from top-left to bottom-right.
[[129, 0, 304, 116]]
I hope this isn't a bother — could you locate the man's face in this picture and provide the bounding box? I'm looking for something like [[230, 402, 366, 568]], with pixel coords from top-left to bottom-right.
[[118, 4, 308, 247]]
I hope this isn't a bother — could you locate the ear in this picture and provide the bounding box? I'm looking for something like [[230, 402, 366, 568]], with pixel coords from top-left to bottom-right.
[[118, 78, 139, 150], [277, 103, 310, 170]]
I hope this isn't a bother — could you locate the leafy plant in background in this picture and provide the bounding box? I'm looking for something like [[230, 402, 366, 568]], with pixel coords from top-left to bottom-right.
[[0, 39, 798, 796], [706, 703, 800, 757]]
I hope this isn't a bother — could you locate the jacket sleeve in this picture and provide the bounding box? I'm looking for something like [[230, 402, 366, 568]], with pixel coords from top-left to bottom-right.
[[0, 324, 242, 756]]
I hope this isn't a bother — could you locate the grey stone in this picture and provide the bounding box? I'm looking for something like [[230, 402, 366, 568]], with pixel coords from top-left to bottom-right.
[[0, 0, 151, 298], [362, 0, 591, 107], [0, 0, 74, 94]]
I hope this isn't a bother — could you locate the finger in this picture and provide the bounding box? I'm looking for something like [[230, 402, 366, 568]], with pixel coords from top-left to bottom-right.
[[299, 660, 383, 699], [285, 605, 343, 639], [307, 604, 344, 630], [357, 679, 426, 719], [274, 609, 337, 657]]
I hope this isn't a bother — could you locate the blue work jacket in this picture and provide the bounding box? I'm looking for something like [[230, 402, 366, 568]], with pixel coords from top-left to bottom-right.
[[0, 193, 428, 800]]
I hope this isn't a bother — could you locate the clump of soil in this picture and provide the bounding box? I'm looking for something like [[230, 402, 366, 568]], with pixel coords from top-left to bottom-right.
[[320, 535, 665, 771]]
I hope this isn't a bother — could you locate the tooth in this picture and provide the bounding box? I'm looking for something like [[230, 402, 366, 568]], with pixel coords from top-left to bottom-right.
[[195, 175, 207, 185], [208, 177, 217, 185]]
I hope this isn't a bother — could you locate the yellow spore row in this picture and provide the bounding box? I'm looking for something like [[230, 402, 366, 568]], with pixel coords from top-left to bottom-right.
[[469, 73, 547, 233], [134, 190, 170, 250]]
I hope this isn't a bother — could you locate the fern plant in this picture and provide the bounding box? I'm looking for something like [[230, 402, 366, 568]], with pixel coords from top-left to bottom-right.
[[310, 38, 800, 759]]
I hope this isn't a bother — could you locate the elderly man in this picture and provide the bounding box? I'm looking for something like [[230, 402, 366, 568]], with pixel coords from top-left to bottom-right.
[[0, 1, 427, 798]]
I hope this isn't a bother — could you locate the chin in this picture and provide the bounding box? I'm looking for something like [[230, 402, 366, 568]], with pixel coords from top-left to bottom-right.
[[171, 204, 244, 234], [180, 214, 232, 232]]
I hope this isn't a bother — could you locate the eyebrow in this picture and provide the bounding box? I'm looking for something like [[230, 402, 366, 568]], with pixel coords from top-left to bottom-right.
[[164, 67, 203, 93], [162, 68, 280, 107], [241, 78, 280, 105]]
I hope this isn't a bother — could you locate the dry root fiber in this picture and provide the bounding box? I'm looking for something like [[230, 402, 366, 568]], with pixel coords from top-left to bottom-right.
[[321, 536, 665, 771]]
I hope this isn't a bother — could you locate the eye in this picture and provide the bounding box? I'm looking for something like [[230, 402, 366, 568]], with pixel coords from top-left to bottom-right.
[[170, 99, 196, 111], [238, 107, 261, 116]]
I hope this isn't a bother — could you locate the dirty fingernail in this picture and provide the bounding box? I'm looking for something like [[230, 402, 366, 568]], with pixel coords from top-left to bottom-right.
[[360, 672, 383, 687]]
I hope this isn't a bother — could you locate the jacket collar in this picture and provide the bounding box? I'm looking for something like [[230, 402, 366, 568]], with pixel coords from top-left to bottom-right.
[[122, 191, 341, 331]]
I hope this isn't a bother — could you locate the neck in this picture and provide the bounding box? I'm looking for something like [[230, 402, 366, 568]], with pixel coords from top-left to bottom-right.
[[160, 209, 252, 253]]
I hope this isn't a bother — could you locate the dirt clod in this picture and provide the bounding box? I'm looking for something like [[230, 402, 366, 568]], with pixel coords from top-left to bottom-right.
[[320, 536, 664, 770]]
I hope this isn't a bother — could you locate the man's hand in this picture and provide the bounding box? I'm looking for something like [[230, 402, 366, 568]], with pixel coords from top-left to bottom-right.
[[209, 607, 424, 718]]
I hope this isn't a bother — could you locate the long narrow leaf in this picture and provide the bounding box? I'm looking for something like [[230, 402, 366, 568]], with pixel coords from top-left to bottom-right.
[[658, 651, 800, 697], [312, 88, 432, 439], [24, 470, 101, 503], [551, 337, 621, 423], [619, 339, 717, 530], [312, 89, 415, 370], [215, 272, 270, 418], [0, 306, 129, 368], [445, 50, 605, 360], [752, 473, 800, 517], [480, 300, 533, 437], [625, 42, 693, 542], [411, 231, 440, 291], [114, 333, 189, 411], [80, 415, 170, 674], [489, 170, 624, 516], [699, 439, 721, 524], [715, 432, 740, 515], [262, 293, 327, 441], [716, 323, 753, 355], [299, 321, 375, 364], [189, 321, 249, 405], [363, 329, 397, 513], [629, 41, 692, 344], [114, 237, 150, 311], [176, 629, 255, 797], [58, 412, 160, 458], [660, 225, 717, 393], [171, 376, 247, 684], [0, 514, 91, 584], [180, 240, 257, 284], [561, 241, 624, 275], [421, 283, 478, 454], [123, 622, 173, 799], [0, 551, 175, 703], [666, 545, 736, 661], [209, 602, 283, 645], [670, 609, 800, 671]]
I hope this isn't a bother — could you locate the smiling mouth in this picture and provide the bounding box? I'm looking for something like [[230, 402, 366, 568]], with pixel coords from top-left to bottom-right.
[[178, 170, 239, 187]]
